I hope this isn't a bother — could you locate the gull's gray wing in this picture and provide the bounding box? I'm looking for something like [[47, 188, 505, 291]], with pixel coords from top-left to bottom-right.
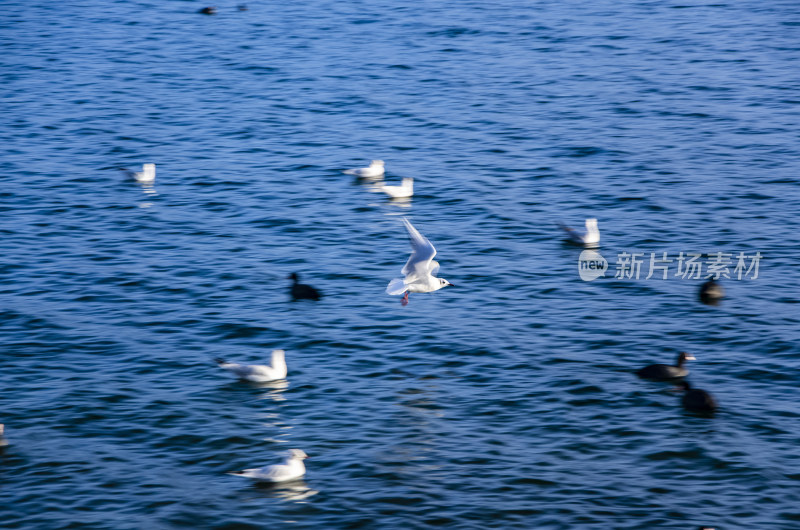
[[401, 218, 437, 282], [257, 463, 290, 481], [557, 222, 584, 244]]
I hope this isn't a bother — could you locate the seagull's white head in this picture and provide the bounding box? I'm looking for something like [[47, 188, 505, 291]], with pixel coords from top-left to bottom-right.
[[585, 218, 598, 231], [288, 449, 308, 460], [370, 160, 385, 167], [438, 278, 454, 288]]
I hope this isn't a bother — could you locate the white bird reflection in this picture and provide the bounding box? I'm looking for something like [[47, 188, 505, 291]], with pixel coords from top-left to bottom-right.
[[387, 196, 412, 208], [358, 177, 386, 192], [250, 479, 319, 502], [372, 384, 443, 478], [254, 379, 289, 402], [270, 480, 318, 501]]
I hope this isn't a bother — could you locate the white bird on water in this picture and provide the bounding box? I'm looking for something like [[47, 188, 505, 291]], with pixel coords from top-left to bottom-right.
[[0, 424, 8, 447], [381, 177, 413, 198], [131, 163, 156, 185], [229, 449, 309, 483], [387, 217, 454, 306], [558, 218, 600, 247], [343, 160, 385, 179], [215, 350, 287, 383]]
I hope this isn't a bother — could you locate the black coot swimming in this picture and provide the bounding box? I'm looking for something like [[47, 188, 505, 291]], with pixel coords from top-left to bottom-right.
[[636, 352, 696, 381], [676, 381, 718, 413], [699, 278, 724, 305], [288, 273, 322, 301]]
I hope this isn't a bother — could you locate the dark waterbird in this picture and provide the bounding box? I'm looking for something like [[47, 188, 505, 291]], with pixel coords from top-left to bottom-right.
[[198, 6, 217, 15], [288, 273, 322, 301], [636, 352, 696, 381], [675, 381, 718, 413], [699, 278, 724, 305]]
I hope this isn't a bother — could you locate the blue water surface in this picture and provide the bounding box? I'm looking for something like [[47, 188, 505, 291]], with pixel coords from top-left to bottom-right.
[[2, 1, 800, 528]]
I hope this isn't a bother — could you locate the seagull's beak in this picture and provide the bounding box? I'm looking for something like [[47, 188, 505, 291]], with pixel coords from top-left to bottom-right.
[[447, 282, 455, 287]]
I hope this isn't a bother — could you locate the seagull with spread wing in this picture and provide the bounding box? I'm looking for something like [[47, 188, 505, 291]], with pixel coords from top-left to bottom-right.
[[557, 218, 600, 247], [386, 217, 454, 306], [122, 163, 156, 185]]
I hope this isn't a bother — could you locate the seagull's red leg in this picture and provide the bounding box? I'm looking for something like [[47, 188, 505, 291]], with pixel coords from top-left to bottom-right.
[[401, 292, 409, 306]]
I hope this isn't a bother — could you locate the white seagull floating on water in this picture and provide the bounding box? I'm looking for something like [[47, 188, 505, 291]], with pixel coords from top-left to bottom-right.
[[0, 424, 8, 448], [215, 349, 287, 383], [343, 160, 385, 179], [381, 177, 413, 198], [229, 449, 309, 483], [558, 218, 600, 247], [129, 163, 156, 185], [387, 217, 454, 306]]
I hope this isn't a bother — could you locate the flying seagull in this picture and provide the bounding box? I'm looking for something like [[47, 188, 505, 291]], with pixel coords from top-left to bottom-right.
[[386, 217, 454, 306]]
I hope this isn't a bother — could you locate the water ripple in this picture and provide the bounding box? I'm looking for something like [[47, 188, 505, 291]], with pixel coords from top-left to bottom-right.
[[2, 0, 799, 528]]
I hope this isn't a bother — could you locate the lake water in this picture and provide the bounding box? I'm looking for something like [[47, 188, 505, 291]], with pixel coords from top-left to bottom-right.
[[2, 1, 800, 528]]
